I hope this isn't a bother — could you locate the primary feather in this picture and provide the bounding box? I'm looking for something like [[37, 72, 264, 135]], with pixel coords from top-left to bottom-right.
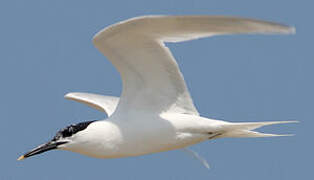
[[92, 15, 294, 116]]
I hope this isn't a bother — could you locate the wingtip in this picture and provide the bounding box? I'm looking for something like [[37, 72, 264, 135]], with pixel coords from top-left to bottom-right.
[[64, 92, 79, 99], [271, 25, 296, 35], [285, 120, 299, 123], [274, 134, 295, 137], [64, 92, 72, 99], [286, 26, 296, 34], [273, 120, 299, 124]]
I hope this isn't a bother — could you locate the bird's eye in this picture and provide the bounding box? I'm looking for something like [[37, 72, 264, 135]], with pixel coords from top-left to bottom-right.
[[62, 128, 73, 137], [52, 121, 96, 140], [68, 126, 74, 133]]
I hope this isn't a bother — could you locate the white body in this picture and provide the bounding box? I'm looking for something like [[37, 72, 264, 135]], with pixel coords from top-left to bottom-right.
[[61, 16, 296, 160], [62, 113, 225, 158]]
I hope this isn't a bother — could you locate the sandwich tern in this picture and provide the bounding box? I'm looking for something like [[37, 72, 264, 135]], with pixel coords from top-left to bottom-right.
[[18, 16, 296, 167]]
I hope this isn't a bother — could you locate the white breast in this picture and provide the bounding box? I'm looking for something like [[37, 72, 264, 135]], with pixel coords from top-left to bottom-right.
[[63, 114, 212, 158]]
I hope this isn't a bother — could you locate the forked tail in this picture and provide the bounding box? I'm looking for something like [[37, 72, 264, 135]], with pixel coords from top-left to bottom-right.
[[218, 121, 298, 138]]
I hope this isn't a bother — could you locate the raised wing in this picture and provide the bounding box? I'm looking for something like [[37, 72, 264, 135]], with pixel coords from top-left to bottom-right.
[[65, 92, 119, 117], [93, 16, 294, 115]]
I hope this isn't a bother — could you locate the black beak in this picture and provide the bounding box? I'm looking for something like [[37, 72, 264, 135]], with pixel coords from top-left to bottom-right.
[[17, 141, 67, 160]]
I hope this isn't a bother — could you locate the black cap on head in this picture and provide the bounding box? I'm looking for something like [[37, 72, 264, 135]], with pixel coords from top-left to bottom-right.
[[17, 120, 97, 160]]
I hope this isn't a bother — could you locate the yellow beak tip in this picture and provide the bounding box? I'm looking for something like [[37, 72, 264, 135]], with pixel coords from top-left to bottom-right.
[[17, 155, 25, 161]]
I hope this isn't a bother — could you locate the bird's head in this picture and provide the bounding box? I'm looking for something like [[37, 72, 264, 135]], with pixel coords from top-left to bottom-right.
[[17, 120, 96, 160]]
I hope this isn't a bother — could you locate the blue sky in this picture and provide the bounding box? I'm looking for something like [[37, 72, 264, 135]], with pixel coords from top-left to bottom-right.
[[0, 0, 312, 179]]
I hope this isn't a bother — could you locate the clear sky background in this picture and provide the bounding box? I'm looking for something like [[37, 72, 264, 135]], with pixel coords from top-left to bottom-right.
[[0, 0, 312, 179]]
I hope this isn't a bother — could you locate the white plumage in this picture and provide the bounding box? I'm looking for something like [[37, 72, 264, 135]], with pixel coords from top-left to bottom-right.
[[18, 16, 296, 167]]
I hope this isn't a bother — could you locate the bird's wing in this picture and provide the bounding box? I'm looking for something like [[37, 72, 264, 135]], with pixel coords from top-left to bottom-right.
[[65, 92, 119, 117], [93, 15, 294, 115]]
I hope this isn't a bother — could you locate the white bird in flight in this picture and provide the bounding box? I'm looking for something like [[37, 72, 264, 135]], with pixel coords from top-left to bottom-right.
[[18, 15, 296, 168]]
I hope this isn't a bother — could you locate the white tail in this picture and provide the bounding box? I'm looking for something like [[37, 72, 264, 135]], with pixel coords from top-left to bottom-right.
[[219, 121, 298, 138]]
